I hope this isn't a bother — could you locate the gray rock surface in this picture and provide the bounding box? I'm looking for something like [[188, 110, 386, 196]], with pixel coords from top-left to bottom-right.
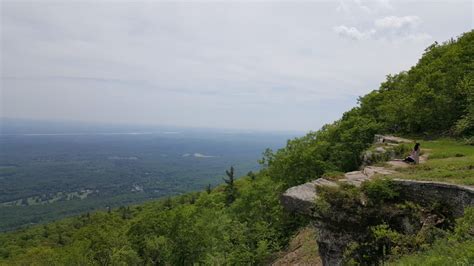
[[393, 179, 474, 217], [280, 178, 337, 214], [281, 166, 397, 216], [316, 229, 352, 266]]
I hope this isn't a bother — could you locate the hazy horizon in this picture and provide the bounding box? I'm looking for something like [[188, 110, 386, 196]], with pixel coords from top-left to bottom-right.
[[2, 0, 472, 131], [0, 117, 305, 135]]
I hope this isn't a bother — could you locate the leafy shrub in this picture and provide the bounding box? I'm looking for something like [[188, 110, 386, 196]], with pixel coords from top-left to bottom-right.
[[314, 183, 367, 230], [361, 178, 400, 204], [263, 113, 380, 187], [393, 143, 412, 158]]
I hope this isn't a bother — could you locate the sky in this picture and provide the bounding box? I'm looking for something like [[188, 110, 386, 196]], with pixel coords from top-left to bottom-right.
[[1, 0, 473, 132]]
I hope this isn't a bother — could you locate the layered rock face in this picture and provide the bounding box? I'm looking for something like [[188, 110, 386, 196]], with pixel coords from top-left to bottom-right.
[[280, 135, 474, 265], [282, 178, 474, 265], [281, 166, 396, 215], [394, 179, 474, 217], [281, 177, 474, 217]]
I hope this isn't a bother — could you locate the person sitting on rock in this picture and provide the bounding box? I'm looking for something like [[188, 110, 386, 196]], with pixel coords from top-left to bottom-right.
[[403, 143, 421, 164]]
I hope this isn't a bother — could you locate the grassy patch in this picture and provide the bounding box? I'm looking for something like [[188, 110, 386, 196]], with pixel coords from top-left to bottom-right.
[[391, 139, 474, 185], [322, 171, 345, 181]]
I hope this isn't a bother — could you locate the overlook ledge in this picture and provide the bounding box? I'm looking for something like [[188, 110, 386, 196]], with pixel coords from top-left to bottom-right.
[[281, 177, 474, 217], [280, 135, 474, 266]]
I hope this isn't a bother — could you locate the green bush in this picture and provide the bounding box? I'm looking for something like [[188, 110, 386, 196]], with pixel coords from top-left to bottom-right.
[[361, 178, 400, 204]]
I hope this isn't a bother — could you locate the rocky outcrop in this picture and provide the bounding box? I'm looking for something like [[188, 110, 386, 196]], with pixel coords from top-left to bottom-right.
[[316, 228, 353, 266], [280, 135, 474, 266], [281, 178, 336, 215], [361, 135, 413, 166], [281, 176, 474, 265], [394, 179, 474, 217], [281, 177, 474, 217], [280, 166, 398, 215]]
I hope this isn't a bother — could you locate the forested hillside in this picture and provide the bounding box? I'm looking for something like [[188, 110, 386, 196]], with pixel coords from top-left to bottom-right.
[[262, 30, 473, 188], [0, 31, 472, 265]]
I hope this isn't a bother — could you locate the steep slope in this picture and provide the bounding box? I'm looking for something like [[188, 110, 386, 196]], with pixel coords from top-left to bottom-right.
[[271, 226, 321, 265]]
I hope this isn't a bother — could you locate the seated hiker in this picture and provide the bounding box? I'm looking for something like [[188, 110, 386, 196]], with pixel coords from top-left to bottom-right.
[[403, 143, 421, 164]]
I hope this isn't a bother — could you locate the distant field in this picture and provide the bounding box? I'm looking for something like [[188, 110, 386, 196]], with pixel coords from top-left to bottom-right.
[[0, 127, 295, 231]]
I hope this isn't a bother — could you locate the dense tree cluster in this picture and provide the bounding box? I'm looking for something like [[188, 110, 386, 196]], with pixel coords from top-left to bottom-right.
[[359, 33, 474, 136], [263, 31, 474, 187], [0, 173, 306, 265]]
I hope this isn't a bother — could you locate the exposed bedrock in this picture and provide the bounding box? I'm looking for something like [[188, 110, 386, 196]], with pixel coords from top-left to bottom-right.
[[281, 178, 474, 266], [393, 179, 474, 217], [280, 135, 474, 266], [281, 178, 474, 217]]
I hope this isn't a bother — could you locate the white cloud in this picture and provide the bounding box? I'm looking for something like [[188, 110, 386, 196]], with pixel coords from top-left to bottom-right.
[[333, 25, 374, 40], [402, 33, 433, 42], [337, 0, 392, 14], [334, 15, 431, 41], [375, 15, 420, 30], [374, 15, 431, 40]]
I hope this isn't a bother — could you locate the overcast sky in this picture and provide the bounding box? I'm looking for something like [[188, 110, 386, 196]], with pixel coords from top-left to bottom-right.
[[1, 0, 472, 132]]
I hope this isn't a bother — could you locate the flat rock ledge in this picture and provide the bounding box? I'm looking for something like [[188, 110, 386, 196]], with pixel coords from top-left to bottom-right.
[[281, 166, 397, 215], [281, 174, 474, 217]]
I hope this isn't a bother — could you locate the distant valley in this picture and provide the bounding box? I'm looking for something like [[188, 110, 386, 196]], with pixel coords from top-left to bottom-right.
[[0, 119, 298, 231]]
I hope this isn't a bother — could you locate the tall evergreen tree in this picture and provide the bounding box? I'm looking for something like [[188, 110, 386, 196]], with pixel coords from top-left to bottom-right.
[[248, 171, 256, 181], [223, 166, 237, 205]]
